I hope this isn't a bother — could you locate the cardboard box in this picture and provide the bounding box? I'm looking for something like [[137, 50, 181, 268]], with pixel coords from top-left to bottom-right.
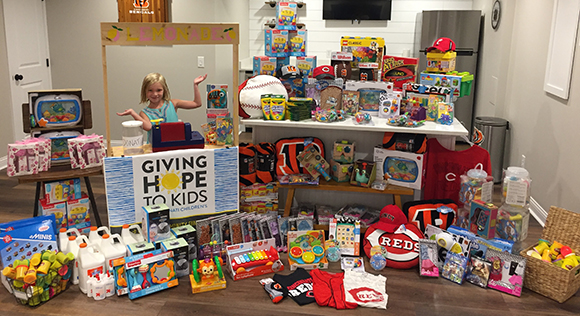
[[332, 140, 355, 163], [225, 238, 284, 281], [276, 2, 297, 30], [39, 198, 67, 231], [44, 178, 81, 204], [141, 204, 172, 243], [126, 241, 155, 255], [161, 238, 190, 277], [469, 200, 498, 239], [340, 36, 385, 69], [253, 56, 277, 76], [329, 218, 360, 256], [287, 230, 328, 270], [265, 29, 289, 57], [66, 193, 91, 234], [288, 30, 307, 56], [374, 147, 425, 190], [381, 55, 418, 89], [296, 56, 317, 78], [171, 225, 197, 260], [419, 72, 462, 101], [330, 160, 352, 183], [125, 250, 178, 299]]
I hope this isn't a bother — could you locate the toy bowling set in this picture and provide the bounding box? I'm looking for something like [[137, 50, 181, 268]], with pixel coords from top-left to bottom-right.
[[44, 178, 82, 204], [469, 200, 498, 240], [374, 147, 425, 190], [287, 230, 328, 271], [381, 55, 418, 88], [123, 249, 178, 300], [141, 204, 172, 243], [225, 238, 283, 281], [265, 29, 289, 57], [66, 194, 91, 234], [29, 89, 82, 128]]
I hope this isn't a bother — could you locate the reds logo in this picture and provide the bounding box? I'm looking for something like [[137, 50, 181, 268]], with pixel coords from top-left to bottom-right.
[[348, 287, 385, 303]]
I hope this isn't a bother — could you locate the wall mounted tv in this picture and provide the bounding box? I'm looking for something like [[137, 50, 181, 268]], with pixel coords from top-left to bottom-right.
[[323, 0, 392, 21]]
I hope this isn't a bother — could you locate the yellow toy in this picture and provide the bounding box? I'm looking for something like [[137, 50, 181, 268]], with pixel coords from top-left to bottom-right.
[[189, 256, 226, 294]]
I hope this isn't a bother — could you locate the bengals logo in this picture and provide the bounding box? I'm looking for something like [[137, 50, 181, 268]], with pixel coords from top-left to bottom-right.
[[472, 127, 484, 145], [360, 73, 368, 81], [133, 0, 150, 8], [275, 138, 325, 176]]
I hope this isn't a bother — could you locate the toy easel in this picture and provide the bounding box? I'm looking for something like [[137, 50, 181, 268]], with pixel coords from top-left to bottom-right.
[[100, 22, 240, 156]]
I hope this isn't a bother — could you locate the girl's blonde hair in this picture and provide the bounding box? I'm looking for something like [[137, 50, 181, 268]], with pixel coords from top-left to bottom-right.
[[140, 72, 171, 104]]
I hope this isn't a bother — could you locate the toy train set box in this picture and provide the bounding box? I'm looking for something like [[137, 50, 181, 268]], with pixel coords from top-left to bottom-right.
[[225, 238, 283, 281], [373, 147, 425, 190], [29, 89, 83, 128]]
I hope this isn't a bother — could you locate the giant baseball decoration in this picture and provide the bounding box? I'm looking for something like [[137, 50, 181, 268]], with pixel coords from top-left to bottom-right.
[[239, 75, 287, 119], [364, 224, 424, 269]]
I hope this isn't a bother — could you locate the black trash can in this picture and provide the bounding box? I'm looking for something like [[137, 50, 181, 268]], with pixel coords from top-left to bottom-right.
[[472, 117, 509, 182]]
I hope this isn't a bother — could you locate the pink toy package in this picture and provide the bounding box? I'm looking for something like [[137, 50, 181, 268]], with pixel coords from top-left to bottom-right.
[[68, 134, 106, 169], [7, 141, 39, 177]]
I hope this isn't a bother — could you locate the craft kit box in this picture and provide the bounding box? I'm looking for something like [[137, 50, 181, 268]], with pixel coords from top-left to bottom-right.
[[39, 198, 67, 231], [287, 230, 328, 271], [171, 225, 197, 260], [382, 56, 418, 89], [66, 193, 91, 234], [225, 238, 284, 281], [161, 238, 190, 277], [44, 178, 82, 204], [296, 56, 317, 78], [374, 147, 425, 190], [141, 204, 172, 243], [288, 30, 307, 56], [265, 29, 289, 57], [253, 56, 277, 76]]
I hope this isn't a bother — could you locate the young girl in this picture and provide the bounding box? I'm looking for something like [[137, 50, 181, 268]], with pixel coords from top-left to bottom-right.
[[117, 72, 207, 132]]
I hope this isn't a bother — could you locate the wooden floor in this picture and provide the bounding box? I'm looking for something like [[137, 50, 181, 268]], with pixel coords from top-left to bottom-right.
[[0, 171, 579, 316]]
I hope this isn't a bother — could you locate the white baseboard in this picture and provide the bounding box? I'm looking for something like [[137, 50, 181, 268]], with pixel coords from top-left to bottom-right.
[[0, 155, 6, 171], [529, 197, 547, 227]]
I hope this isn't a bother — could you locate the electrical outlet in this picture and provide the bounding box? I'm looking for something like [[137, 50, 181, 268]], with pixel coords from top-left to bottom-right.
[[197, 56, 204, 68]]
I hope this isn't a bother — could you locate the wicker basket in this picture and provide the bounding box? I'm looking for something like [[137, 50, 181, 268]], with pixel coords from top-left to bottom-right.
[[519, 206, 580, 303]]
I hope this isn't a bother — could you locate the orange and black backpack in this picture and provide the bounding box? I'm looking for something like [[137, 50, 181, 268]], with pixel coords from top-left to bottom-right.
[[274, 137, 325, 176]]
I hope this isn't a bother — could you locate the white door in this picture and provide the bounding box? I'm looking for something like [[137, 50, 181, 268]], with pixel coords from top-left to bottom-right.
[[3, 0, 52, 141]]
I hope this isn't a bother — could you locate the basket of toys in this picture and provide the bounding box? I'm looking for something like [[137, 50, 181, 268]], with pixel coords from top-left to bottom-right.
[[3, 250, 75, 307], [519, 206, 580, 303]]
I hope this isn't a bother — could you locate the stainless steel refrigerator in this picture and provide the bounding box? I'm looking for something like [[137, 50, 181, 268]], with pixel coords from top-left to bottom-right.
[[414, 10, 483, 133]]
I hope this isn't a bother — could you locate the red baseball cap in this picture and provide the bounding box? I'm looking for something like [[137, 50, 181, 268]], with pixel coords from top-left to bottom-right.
[[426, 37, 456, 53], [313, 65, 335, 80], [370, 205, 408, 233]]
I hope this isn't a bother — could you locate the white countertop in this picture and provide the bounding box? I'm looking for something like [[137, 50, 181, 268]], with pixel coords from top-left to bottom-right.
[[243, 117, 469, 137]]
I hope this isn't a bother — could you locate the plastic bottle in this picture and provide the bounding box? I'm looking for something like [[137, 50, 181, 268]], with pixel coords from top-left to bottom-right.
[[121, 224, 145, 245], [87, 276, 95, 298], [99, 234, 126, 271], [104, 272, 115, 297], [88, 226, 111, 247], [77, 243, 106, 294], [93, 274, 106, 301], [58, 228, 69, 253], [67, 235, 88, 285]]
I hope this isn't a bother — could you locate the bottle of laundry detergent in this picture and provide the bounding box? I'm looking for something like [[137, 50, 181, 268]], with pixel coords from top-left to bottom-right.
[[99, 234, 126, 271], [121, 224, 145, 245], [77, 242, 105, 294]]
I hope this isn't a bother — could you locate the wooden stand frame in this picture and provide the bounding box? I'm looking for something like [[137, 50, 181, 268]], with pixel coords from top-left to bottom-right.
[[100, 22, 240, 155]]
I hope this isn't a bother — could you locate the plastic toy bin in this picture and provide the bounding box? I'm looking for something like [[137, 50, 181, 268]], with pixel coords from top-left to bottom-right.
[[447, 71, 473, 97], [519, 206, 580, 303], [6, 260, 74, 307]]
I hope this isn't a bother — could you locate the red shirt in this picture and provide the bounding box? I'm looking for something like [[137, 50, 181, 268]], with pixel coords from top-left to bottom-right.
[[423, 138, 492, 204]]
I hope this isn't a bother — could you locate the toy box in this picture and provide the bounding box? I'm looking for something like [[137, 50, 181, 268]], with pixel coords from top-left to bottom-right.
[[288, 30, 307, 56], [265, 29, 289, 57], [29, 89, 83, 128], [66, 193, 91, 234], [44, 178, 81, 204], [141, 204, 172, 243], [171, 225, 197, 260], [161, 238, 189, 278], [277, 56, 290, 72], [39, 199, 67, 231], [330, 160, 352, 183], [190, 256, 227, 294], [276, 2, 297, 30], [287, 230, 328, 271], [206, 84, 228, 109], [350, 160, 376, 188], [381, 55, 418, 89], [151, 122, 204, 152], [329, 218, 360, 256], [112, 257, 128, 296], [124, 249, 178, 299], [296, 144, 331, 181], [253, 56, 277, 76], [6, 142, 39, 177], [225, 238, 283, 281], [67, 134, 106, 169], [333, 140, 355, 163], [340, 36, 385, 69], [437, 102, 454, 125], [126, 241, 155, 255], [296, 56, 317, 78], [469, 200, 498, 239], [426, 51, 456, 73], [447, 225, 513, 258], [419, 72, 462, 101], [40, 131, 80, 162], [373, 147, 424, 190]]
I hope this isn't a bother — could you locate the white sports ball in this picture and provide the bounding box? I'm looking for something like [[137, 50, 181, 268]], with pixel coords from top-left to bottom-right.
[[239, 75, 287, 119]]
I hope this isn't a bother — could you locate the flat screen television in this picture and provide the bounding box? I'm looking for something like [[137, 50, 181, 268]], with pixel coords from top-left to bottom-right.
[[323, 0, 392, 21]]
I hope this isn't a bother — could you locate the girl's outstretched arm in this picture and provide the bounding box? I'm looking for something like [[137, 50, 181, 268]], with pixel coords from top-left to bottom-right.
[[116, 109, 152, 131], [174, 74, 208, 109]]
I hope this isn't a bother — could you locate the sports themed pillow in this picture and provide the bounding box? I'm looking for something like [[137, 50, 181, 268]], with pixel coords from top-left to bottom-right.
[[402, 199, 457, 232], [363, 224, 424, 269], [275, 137, 325, 176], [382, 132, 427, 154]]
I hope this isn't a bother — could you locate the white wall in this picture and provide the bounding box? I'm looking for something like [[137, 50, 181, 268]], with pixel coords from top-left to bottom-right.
[[248, 0, 473, 59], [0, 0, 14, 157]]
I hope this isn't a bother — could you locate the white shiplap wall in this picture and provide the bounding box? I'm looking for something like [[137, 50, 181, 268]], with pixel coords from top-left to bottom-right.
[[248, 0, 473, 60]]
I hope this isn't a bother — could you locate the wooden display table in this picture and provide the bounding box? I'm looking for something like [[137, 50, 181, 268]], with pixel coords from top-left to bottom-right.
[[110, 144, 229, 157], [16, 164, 104, 227]]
